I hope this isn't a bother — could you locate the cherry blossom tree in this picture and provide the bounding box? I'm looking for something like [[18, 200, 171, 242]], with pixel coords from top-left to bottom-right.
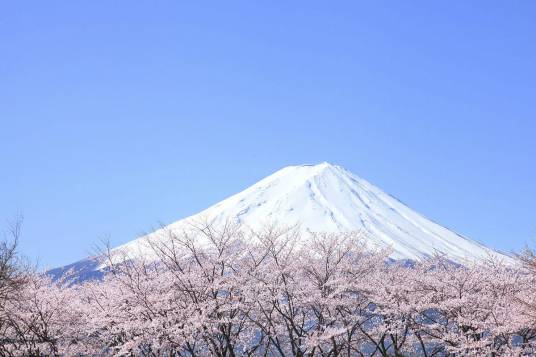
[[0, 222, 534, 356]]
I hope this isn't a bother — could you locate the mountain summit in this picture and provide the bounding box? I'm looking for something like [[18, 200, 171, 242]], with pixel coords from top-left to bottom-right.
[[115, 162, 505, 264]]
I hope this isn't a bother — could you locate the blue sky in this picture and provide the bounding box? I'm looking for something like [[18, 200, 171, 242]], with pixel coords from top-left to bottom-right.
[[1, 1, 535, 268]]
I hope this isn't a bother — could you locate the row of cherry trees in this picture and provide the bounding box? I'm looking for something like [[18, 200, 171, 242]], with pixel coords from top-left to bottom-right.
[[1, 223, 536, 356]]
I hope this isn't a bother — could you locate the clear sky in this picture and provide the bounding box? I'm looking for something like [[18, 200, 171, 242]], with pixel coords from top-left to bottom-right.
[[1, 1, 535, 268]]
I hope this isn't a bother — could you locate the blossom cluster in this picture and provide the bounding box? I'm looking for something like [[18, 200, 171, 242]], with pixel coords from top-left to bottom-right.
[[1, 225, 535, 356]]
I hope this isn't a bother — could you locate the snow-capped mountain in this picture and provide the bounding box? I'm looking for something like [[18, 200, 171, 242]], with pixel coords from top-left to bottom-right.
[[117, 162, 506, 264], [50, 162, 509, 280]]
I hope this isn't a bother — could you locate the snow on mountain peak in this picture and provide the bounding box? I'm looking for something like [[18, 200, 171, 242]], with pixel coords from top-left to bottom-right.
[[116, 162, 509, 264]]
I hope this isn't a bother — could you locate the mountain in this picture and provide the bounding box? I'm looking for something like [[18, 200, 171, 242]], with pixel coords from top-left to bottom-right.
[[50, 162, 509, 279], [119, 162, 509, 262]]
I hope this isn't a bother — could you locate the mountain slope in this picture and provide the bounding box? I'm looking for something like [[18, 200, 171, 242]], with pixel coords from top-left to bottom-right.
[[115, 162, 507, 264]]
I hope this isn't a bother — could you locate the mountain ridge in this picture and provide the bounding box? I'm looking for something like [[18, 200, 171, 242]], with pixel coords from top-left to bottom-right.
[[115, 162, 508, 264], [51, 162, 510, 279]]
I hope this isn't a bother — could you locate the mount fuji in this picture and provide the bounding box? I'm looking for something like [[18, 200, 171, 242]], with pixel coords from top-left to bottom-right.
[[51, 162, 509, 279]]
